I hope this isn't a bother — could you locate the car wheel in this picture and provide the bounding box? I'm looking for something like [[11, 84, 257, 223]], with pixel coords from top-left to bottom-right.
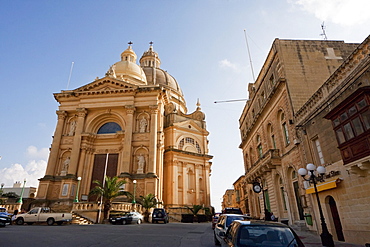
[[47, 218, 55, 226], [214, 233, 221, 245], [137, 219, 142, 224], [16, 218, 24, 225], [122, 220, 126, 225]]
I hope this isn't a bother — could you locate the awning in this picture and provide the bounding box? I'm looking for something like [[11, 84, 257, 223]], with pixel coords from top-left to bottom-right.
[[305, 178, 342, 194]]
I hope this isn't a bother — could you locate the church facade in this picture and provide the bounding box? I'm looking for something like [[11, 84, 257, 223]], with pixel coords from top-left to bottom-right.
[[36, 43, 213, 209]]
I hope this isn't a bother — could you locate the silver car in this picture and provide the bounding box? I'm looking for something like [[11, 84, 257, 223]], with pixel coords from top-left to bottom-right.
[[214, 214, 247, 245]]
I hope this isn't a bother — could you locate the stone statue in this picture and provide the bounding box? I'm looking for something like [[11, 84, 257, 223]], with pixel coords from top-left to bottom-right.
[[139, 117, 147, 133], [137, 154, 145, 174], [61, 157, 70, 176], [69, 121, 76, 136]]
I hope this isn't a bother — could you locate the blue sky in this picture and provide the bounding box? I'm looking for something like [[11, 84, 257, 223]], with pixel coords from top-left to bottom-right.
[[1, 0, 369, 211]]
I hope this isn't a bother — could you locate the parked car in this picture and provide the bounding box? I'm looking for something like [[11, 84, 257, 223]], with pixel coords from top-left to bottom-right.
[[0, 208, 11, 227], [221, 207, 243, 215], [129, 211, 144, 224], [214, 214, 247, 245], [212, 212, 221, 229], [220, 220, 305, 247], [14, 207, 72, 226], [152, 208, 169, 224]]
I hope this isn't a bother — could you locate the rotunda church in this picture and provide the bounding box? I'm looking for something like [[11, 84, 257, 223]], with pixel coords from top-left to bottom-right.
[[36, 43, 213, 211]]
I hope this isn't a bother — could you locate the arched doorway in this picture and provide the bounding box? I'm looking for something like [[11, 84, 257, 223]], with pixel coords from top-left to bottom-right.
[[328, 196, 345, 241]]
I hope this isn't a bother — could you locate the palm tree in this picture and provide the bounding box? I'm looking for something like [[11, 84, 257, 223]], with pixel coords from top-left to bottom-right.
[[187, 204, 204, 222], [89, 176, 128, 223], [139, 193, 158, 222]]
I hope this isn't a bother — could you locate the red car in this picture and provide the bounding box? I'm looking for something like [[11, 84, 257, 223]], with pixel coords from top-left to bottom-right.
[[212, 213, 221, 229]]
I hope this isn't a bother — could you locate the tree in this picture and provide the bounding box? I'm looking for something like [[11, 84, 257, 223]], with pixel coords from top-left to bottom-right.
[[89, 176, 128, 223], [187, 204, 204, 216], [139, 193, 158, 222]]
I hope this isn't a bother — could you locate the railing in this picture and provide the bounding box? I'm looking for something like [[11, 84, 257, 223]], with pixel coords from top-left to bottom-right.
[[0, 203, 20, 213]]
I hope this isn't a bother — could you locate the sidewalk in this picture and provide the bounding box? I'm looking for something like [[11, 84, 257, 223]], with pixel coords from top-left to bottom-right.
[[295, 229, 365, 247]]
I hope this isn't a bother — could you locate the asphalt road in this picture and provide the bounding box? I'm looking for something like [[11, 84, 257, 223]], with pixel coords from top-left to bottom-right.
[[0, 222, 215, 247]]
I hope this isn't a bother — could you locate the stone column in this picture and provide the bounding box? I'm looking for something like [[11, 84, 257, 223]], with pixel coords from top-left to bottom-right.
[[45, 110, 67, 176], [148, 105, 158, 175], [195, 164, 200, 203], [69, 108, 87, 175], [204, 163, 211, 206], [121, 105, 135, 174]]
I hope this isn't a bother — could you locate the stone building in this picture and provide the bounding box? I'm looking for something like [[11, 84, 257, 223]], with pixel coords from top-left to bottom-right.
[[238, 38, 358, 228], [36, 43, 212, 211], [294, 35, 370, 245]]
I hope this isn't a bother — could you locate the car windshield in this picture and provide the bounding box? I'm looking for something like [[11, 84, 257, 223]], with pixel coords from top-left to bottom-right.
[[237, 225, 298, 247], [226, 216, 245, 227]]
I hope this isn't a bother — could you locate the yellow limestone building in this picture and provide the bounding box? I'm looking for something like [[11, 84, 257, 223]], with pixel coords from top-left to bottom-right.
[[36, 43, 213, 209]]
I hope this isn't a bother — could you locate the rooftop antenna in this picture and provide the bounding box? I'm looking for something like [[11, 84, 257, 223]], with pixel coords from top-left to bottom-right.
[[320, 22, 328, 40], [244, 29, 255, 82], [66, 61, 74, 90], [215, 30, 253, 104]]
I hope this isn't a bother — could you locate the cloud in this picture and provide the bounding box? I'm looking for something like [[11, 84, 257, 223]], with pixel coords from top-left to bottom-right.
[[290, 0, 370, 26], [219, 59, 241, 72], [26, 145, 49, 160], [0, 146, 48, 188]]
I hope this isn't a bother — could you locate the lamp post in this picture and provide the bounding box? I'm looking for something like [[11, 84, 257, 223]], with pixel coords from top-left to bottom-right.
[[0, 183, 4, 196], [252, 177, 268, 219], [132, 180, 137, 204], [74, 177, 82, 202], [17, 179, 26, 204], [298, 163, 334, 247]]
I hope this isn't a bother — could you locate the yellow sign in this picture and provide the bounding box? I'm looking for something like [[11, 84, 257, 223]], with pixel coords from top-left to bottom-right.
[[305, 178, 341, 194]]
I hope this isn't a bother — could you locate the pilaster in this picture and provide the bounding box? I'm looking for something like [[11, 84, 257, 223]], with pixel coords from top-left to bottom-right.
[[121, 105, 135, 173], [69, 108, 87, 175], [45, 110, 67, 176], [148, 105, 158, 174]]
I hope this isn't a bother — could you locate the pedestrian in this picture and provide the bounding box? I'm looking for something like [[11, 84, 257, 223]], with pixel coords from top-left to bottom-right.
[[271, 212, 276, 221], [264, 209, 271, 221], [11, 209, 18, 225]]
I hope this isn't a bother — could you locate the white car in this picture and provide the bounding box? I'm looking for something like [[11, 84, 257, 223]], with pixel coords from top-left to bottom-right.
[[129, 211, 144, 224], [214, 214, 247, 245]]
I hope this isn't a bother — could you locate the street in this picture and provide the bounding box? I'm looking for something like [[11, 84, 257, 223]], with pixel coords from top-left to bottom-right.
[[0, 222, 215, 247]]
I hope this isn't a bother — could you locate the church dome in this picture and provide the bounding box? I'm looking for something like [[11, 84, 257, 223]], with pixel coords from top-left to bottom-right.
[[106, 43, 147, 84], [140, 43, 183, 96]]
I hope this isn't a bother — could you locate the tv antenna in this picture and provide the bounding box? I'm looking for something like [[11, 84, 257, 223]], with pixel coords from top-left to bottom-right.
[[244, 29, 255, 82], [320, 22, 328, 40], [66, 61, 74, 89]]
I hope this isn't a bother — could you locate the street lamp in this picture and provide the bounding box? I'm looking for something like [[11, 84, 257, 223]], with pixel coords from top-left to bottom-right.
[[132, 180, 137, 204], [74, 177, 82, 202], [252, 177, 268, 220], [17, 179, 26, 204], [0, 183, 4, 196], [298, 163, 334, 247]]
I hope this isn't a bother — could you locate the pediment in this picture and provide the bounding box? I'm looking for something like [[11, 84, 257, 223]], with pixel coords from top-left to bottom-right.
[[173, 119, 207, 133], [74, 77, 138, 93]]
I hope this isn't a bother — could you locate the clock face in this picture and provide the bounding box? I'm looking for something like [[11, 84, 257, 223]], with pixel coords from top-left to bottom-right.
[[253, 183, 262, 193]]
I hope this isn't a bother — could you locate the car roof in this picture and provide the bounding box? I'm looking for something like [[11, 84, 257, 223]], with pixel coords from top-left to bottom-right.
[[221, 214, 246, 217], [234, 219, 290, 227]]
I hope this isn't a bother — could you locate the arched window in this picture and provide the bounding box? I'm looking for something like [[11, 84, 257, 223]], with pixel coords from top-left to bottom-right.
[[280, 112, 290, 145], [97, 122, 122, 134], [178, 137, 202, 154], [257, 135, 263, 158]]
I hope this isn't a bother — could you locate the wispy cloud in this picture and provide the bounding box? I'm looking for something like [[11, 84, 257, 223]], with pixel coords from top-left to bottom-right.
[[219, 59, 241, 72], [290, 0, 370, 26], [0, 146, 48, 188]]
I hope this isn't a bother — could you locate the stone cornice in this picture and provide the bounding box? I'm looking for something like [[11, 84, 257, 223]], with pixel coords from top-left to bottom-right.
[[295, 36, 370, 126]]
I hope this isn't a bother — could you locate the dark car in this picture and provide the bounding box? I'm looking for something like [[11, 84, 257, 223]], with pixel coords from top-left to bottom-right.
[[220, 220, 305, 247], [109, 212, 133, 225], [151, 208, 169, 224], [222, 207, 243, 215], [0, 208, 11, 227]]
